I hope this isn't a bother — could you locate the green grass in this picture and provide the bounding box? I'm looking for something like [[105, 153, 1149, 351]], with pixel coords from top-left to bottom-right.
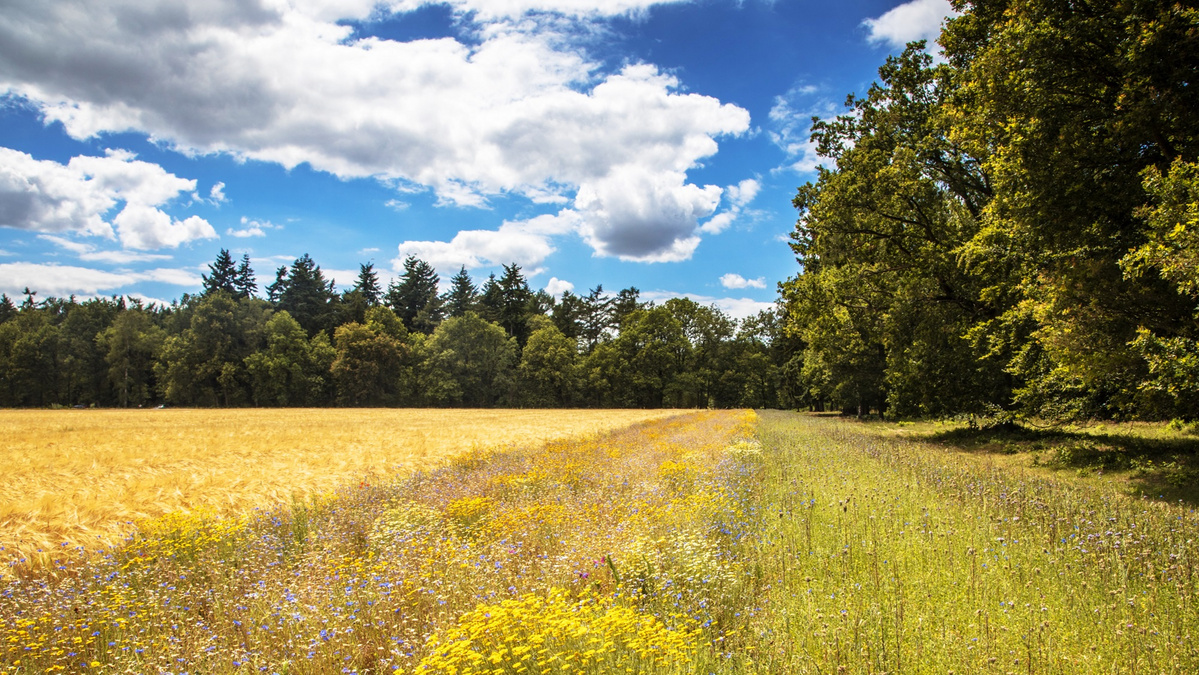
[[738, 411, 1199, 674]]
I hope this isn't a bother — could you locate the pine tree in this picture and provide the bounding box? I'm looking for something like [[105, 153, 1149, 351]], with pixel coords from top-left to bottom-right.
[[442, 266, 479, 318], [278, 254, 335, 335], [0, 293, 15, 324], [265, 266, 289, 303], [233, 254, 257, 299], [579, 285, 612, 351], [386, 255, 443, 334], [477, 273, 502, 323], [352, 262, 383, 307], [202, 249, 238, 296], [497, 263, 534, 345]]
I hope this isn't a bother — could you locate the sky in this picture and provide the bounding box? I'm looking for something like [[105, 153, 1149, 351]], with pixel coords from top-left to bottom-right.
[[0, 0, 954, 319]]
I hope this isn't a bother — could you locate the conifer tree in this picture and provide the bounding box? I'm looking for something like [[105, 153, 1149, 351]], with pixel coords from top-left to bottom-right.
[[201, 249, 238, 296], [387, 255, 443, 334], [443, 266, 479, 318], [352, 262, 383, 307], [233, 254, 257, 299]]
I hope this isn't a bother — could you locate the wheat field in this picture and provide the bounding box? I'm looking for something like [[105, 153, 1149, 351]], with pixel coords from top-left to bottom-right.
[[0, 408, 679, 572]]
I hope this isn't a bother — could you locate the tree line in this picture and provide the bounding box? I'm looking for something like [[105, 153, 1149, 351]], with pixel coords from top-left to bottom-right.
[[782, 0, 1199, 421], [0, 250, 796, 409]]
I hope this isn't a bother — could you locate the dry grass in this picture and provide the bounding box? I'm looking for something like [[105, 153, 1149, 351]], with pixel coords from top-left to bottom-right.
[[0, 408, 679, 571]]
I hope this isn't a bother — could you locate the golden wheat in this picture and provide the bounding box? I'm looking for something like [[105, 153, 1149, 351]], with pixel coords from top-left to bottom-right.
[[0, 408, 679, 572]]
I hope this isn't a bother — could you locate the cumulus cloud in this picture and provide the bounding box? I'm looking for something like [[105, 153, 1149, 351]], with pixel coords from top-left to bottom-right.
[[209, 181, 227, 204], [0, 1, 747, 263], [863, 0, 957, 50], [394, 211, 579, 273], [720, 273, 766, 289], [544, 276, 574, 297], [642, 289, 774, 320], [227, 216, 280, 238], [0, 147, 217, 249], [0, 262, 199, 297], [38, 234, 173, 263], [390, 0, 690, 20], [700, 177, 759, 235]]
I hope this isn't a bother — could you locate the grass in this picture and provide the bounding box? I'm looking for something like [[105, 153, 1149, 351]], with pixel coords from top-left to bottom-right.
[[1, 410, 759, 673], [867, 417, 1199, 505], [742, 411, 1199, 674], [4, 409, 1196, 674], [0, 408, 678, 574]]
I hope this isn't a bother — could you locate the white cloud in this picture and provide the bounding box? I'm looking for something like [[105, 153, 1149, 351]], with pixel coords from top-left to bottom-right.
[[226, 216, 279, 238], [0, 146, 217, 249], [863, 0, 957, 50], [38, 233, 173, 263], [394, 210, 581, 273], [395, 225, 558, 273], [575, 166, 721, 261], [642, 289, 774, 320], [544, 276, 574, 297], [0, 262, 198, 297], [209, 181, 227, 204], [0, 2, 748, 263], [384, 199, 409, 211], [700, 177, 760, 235], [720, 273, 766, 289], [390, 0, 690, 20]]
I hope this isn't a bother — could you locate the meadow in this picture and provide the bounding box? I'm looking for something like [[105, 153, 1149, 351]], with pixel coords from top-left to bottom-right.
[[0, 408, 677, 573], [3, 409, 1198, 674]]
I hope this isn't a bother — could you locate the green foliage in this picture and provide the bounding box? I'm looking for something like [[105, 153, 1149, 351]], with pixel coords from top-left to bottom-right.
[[424, 312, 517, 407], [519, 320, 578, 406], [155, 294, 271, 406], [388, 255, 444, 334], [97, 309, 165, 408], [245, 311, 335, 406], [783, 0, 1199, 421]]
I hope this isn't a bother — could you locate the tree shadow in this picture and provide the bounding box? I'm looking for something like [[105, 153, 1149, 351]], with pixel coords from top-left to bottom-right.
[[915, 424, 1199, 506]]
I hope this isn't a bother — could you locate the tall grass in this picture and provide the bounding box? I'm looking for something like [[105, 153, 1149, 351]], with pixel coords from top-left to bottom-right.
[[1, 410, 759, 673], [741, 411, 1199, 674], [0, 408, 677, 573]]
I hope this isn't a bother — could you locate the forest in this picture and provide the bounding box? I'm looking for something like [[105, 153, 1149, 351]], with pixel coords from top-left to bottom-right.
[[781, 0, 1199, 422], [0, 251, 795, 409]]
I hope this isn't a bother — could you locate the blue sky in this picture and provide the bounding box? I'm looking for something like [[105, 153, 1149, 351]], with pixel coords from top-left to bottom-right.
[[0, 0, 952, 318]]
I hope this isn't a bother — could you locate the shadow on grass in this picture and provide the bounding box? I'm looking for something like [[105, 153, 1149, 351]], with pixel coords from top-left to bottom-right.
[[915, 423, 1199, 506]]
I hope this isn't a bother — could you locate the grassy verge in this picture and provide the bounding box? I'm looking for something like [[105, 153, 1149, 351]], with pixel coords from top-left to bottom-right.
[[743, 411, 1199, 674]]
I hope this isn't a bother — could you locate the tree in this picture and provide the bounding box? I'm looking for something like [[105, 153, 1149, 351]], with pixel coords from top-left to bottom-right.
[[551, 290, 585, 341], [424, 313, 516, 407], [155, 294, 270, 406], [477, 274, 502, 324], [443, 266, 479, 318], [518, 320, 578, 406], [233, 254, 257, 299], [578, 285, 612, 352], [201, 249, 239, 297], [277, 254, 336, 336], [387, 255, 443, 334], [245, 311, 335, 406], [781, 43, 1005, 418], [97, 309, 165, 407], [351, 262, 383, 307], [330, 306, 415, 406], [496, 263, 534, 345], [940, 0, 1199, 419], [265, 265, 289, 303], [0, 294, 15, 324]]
